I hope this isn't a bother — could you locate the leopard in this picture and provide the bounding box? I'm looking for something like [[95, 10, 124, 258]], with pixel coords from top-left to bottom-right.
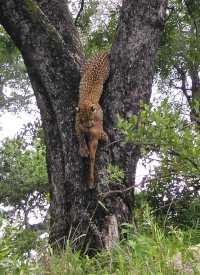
[[75, 52, 110, 189]]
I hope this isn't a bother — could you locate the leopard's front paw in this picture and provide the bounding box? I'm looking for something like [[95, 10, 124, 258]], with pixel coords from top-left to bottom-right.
[[79, 146, 89, 158]]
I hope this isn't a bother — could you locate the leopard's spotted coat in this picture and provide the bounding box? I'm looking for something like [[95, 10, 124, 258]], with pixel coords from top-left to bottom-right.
[[75, 52, 110, 189]]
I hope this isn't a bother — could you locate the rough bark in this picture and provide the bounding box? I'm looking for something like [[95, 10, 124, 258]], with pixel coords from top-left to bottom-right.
[[0, 0, 168, 251], [35, 0, 83, 61], [0, 0, 84, 248]]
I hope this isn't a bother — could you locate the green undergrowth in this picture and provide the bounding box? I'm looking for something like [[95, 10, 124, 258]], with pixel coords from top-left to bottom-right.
[[33, 230, 200, 275], [3, 227, 199, 274], [1, 208, 200, 274]]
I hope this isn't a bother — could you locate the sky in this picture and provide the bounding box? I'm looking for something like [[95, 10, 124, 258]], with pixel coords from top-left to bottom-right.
[[0, 111, 36, 141]]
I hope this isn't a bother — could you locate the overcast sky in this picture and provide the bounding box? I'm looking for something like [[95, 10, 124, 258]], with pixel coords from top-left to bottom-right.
[[0, 111, 37, 141]]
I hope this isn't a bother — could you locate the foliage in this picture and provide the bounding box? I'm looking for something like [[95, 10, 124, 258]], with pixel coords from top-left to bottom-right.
[[107, 164, 125, 184], [146, 177, 200, 229], [73, 0, 120, 56], [156, 0, 200, 124], [118, 99, 200, 228], [0, 130, 48, 225], [0, 217, 48, 274], [0, 26, 33, 113], [83, 9, 119, 57], [118, 99, 200, 173], [157, 0, 200, 79]]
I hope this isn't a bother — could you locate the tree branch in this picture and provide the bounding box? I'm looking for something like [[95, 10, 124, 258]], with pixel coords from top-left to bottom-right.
[[75, 0, 85, 27], [99, 176, 149, 199], [0, 0, 81, 99], [35, 0, 84, 63], [173, 64, 191, 103]]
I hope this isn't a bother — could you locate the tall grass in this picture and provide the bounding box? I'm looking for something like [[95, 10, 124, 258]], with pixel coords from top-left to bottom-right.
[[33, 207, 200, 275], [1, 206, 200, 274], [32, 228, 200, 275]]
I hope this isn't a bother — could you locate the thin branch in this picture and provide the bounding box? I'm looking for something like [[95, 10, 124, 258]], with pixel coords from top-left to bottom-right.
[[75, 0, 85, 27], [173, 64, 191, 103], [104, 139, 123, 148], [99, 185, 135, 199], [151, 193, 199, 214], [166, 5, 175, 21], [170, 83, 191, 92], [99, 176, 148, 199]]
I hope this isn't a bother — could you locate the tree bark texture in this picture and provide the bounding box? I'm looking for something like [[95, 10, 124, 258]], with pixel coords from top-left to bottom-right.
[[0, 0, 168, 251]]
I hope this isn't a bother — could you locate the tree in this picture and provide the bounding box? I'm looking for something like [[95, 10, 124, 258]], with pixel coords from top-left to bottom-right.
[[157, 0, 200, 125], [0, 26, 33, 113], [0, 133, 48, 228], [0, 0, 168, 251]]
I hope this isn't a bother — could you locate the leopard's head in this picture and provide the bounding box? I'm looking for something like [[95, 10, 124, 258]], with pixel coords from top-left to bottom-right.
[[76, 102, 97, 129]]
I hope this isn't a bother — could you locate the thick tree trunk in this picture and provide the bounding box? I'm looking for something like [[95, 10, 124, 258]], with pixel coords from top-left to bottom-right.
[[0, 0, 167, 251]]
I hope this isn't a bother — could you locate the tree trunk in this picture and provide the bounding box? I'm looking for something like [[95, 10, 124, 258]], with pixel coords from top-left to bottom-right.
[[0, 0, 168, 252]]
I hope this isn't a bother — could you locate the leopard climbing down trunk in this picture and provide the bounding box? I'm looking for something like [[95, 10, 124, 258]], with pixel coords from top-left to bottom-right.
[[75, 52, 110, 189]]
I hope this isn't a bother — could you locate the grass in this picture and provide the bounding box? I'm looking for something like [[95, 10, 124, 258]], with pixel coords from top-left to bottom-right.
[[32, 224, 200, 275], [1, 208, 200, 274]]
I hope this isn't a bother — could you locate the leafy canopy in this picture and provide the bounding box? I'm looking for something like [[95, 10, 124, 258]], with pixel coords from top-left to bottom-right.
[[0, 133, 48, 223]]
